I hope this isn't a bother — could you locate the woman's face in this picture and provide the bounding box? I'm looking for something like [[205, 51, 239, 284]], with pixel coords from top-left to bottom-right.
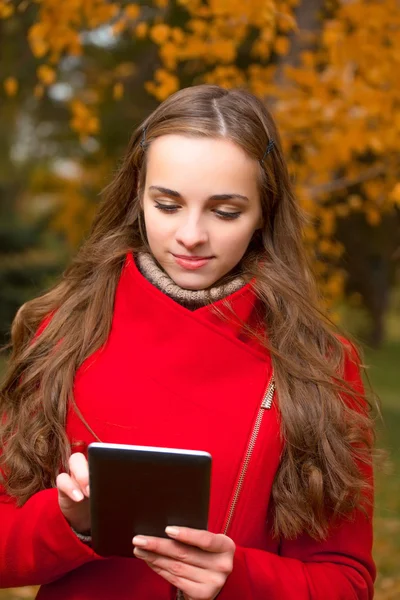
[[141, 134, 263, 290]]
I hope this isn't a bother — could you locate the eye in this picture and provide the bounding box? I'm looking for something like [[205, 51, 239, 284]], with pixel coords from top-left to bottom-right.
[[154, 201, 241, 220], [214, 210, 241, 220], [154, 201, 179, 213]]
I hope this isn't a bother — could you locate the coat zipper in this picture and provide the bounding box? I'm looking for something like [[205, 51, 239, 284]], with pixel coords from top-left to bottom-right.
[[222, 375, 275, 536], [175, 376, 275, 600]]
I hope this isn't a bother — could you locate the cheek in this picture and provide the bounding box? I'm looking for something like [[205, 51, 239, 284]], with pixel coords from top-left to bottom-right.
[[215, 223, 256, 252], [144, 211, 171, 242]]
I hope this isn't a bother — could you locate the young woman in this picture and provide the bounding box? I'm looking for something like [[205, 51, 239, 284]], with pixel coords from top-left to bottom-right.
[[0, 85, 375, 600]]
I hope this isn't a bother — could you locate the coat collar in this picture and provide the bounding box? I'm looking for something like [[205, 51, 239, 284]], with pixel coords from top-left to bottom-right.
[[124, 252, 268, 360]]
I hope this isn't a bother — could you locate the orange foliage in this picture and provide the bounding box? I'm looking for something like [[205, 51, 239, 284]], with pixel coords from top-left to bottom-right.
[[1, 0, 399, 309]]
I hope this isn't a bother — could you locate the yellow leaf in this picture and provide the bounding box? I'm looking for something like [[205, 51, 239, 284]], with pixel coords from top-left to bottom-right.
[[112, 19, 126, 35], [277, 12, 296, 33], [37, 64, 56, 86], [70, 100, 87, 118], [113, 82, 124, 100], [0, 3, 14, 18], [188, 19, 207, 35], [319, 239, 333, 255], [322, 20, 344, 47], [31, 39, 48, 58], [135, 22, 148, 39], [145, 69, 179, 101], [348, 194, 362, 209], [125, 4, 140, 20], [366, 209, 381, 226], [212, 40, 237, 63], [389, 182, 400, 206], [171, 27, 185, 44], [300, 51, 315, 68], [274, 36, 290, 55], [160, 42, 178, 70], [325, 272, 345, 297], [87, 116, 100, 134], [28, 23, 49, 58], [4, 76, 18, 96], [369, 136, 383, 153], [150, 24, 170, 45], [251, 39, 272, 61]]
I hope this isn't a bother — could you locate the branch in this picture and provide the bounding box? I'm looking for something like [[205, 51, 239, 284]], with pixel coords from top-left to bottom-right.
[[306, 164, 387, 198]]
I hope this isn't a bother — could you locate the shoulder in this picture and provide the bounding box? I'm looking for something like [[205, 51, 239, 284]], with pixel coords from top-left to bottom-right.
[[34, 313, 55, 339], [335, 335, 368, 414], [336, 334, 363, 381], [29, 310, 58, 347]]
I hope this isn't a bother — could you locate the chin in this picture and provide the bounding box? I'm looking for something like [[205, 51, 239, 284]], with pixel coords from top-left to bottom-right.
[[168, 270, 214, 291], [174, 277, 211, 291]]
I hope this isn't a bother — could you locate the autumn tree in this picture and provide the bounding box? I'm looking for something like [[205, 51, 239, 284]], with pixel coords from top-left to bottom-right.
[[1, 0, 399, 342]]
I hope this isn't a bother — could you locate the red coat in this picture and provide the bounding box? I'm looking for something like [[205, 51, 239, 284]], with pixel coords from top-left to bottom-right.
[[0, 253, 375, 599]]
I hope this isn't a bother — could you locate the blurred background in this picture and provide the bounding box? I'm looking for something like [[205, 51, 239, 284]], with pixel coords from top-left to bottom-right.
[[0, 0, 399, 598]]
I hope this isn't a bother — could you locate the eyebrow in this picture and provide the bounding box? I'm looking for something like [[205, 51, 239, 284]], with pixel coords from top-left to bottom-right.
[[148, 185, 249, 203]]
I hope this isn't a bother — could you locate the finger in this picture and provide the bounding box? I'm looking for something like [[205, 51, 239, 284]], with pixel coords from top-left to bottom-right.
[[133, 536, 213, 569], [68, 452, 90, 497], [141, 564, 188, 595], [134, 548, 208, 583], [165, 527, 235, 554], [133, 534, 223, 570], [56, 472, 85, 503], [142, 561, 220, 600]]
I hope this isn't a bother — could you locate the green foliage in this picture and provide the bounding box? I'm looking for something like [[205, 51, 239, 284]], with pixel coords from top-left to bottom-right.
[[0, 213, 65, 345], [365, 342, 400, 598]]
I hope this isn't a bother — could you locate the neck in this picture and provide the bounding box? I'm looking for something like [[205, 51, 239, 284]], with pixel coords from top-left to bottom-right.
[[135, 252, 246, 310]]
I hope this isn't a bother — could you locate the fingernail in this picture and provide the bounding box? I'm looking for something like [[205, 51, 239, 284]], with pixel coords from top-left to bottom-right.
[[132, 536, 147, 546], [134, 547, 147, 557], [86, 485, 90, 497], [165, 526, 180, 537], [72, 489, 84, 501]]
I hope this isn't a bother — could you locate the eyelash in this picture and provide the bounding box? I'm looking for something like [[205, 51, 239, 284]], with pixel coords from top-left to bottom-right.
[[154, 202, 241, 221]]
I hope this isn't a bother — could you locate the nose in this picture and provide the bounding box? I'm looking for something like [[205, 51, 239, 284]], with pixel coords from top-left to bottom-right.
[[175, 215, 209, 249]]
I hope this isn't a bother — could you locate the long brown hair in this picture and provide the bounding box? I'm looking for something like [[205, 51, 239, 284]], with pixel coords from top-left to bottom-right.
[[0, 84, 375, 540]]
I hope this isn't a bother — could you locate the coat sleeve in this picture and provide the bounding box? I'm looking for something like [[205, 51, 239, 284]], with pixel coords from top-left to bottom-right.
[[1, 315, 103, 588], [218, 510, 374, 600], [0, 485, 103, 588], [218, 342, 376, 600]]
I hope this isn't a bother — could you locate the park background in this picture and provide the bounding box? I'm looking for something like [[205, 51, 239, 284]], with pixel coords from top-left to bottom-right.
[[0, 0, 399, 598]]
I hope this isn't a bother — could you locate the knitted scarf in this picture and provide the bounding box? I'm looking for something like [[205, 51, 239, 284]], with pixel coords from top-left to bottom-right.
[[135, 252, 246, 310]]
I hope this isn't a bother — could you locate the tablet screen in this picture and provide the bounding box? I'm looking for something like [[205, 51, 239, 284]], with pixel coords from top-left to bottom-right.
[[88, 443, 212, 557]]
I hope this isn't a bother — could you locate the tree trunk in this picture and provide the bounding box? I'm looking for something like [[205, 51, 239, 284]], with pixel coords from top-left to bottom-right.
[[275, 0, 325, 84]]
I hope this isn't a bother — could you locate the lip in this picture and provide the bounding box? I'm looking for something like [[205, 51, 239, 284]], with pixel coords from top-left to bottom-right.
[[173, 254, 213, 260], [172, 254, 214, 270]]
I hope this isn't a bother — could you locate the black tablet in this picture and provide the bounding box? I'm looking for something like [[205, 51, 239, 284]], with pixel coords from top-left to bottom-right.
[[88, 442, 212, 557]]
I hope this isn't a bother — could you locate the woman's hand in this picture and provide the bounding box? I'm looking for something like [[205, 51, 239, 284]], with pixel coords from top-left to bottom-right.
[[56, 452, 91, 533], [132, 526, 235, 600]]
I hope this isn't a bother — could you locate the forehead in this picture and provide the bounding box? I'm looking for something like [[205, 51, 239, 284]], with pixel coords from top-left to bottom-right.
[[145, 134, 260, 198]]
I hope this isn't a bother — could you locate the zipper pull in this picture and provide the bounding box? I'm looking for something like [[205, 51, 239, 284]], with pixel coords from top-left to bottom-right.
[[261, 379, 275, 409]]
